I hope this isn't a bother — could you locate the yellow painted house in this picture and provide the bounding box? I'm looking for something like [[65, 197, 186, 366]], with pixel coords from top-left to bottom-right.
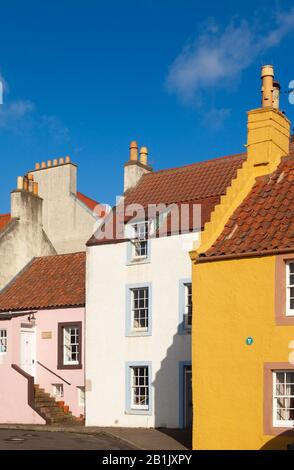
[[191, 66, 294, 450]]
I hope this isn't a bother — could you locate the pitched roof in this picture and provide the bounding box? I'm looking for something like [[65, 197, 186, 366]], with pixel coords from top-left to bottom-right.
[[77, 191, 100, 212], [87, 153, 245, 246], [0, 214, 11, 232], [0, 252, 85, 312], [201, 155, 294, 259]]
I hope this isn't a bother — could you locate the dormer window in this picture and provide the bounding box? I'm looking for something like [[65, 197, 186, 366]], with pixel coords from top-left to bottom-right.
[[133, 222, 149, 259], [286, 261, 294, 316]]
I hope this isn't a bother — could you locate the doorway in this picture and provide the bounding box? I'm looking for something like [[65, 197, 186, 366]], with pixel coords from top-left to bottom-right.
[[179, 361, 192, 428], [20, 326, 36, 377], [183, 365, 192, 428]]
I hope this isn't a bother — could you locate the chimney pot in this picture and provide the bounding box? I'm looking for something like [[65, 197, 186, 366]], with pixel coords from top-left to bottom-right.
[[129, 141, 138, 161], [35, 163, 40, 170], [33, 181, 38, 195], [261, 65, 274, 108], [65, 155, 71, 163], [41, 161, 46, 169], [47, 160, 52, 167], [273, 80, 280, 110], [23, 177, 29, 191], [140, 146, 148, 166], [17, 176, 23, 190], [59, 157, 65, 165], [53, 159, 58, 166]]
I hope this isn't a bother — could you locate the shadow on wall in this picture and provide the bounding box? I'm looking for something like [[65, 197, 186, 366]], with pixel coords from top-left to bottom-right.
[[152, 319, 192, 449], [260, 431, 294, 450]]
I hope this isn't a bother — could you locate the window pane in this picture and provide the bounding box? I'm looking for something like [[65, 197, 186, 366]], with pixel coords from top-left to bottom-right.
[[131, 366, 149, 409], [0, 329, 7, 353], [274, 370, 294, 424], [131, 288, 149, 330], [184, 283, 192, 327], [63, 326, 80, 364]]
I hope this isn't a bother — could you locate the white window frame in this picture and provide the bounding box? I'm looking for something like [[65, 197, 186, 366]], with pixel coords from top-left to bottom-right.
[[131, 287, 149, 332], [184, 283, 192, 330], [130, 366, 149, 410], [77, 386, 85, 407], [63, 326, 80, 365], [273, 370, 294, 427], [132, 221, 149, 260], [286, 261, 294, 316], [52, 383, 64, 399], [0, 329, 7, 354]]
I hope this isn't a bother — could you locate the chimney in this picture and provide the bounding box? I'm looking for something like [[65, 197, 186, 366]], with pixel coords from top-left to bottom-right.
[[261, 65, 274, 108], [124, 140, 152, 192], [11, 174, 42, 224], [31, 155, 77, 196], [247, 65, 290, 173], [273, 80, 280, 109], [140, 147, 148, 166]]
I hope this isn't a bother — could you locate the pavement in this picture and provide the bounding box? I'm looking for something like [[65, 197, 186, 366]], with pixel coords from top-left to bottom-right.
[[0, 424, 191, 450]]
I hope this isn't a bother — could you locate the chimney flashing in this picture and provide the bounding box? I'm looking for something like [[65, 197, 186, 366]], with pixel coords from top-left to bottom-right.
[[124, 159, 153, 171], [30, 161, 77, 173]]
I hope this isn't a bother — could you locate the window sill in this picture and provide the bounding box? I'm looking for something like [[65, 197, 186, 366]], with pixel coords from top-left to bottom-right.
[[126, 258, 150, 266], [57, 363, 83, 370], [275, 314, 294, 326], [126, 331, 152, 337], [266, 426, 294, 436], [125, 409, 152, 416]]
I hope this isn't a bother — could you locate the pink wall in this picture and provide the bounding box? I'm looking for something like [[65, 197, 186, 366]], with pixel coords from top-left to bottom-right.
[[0, 307, 84, 424], [36, 307, 85, 417], [0, 319, 45, 424]]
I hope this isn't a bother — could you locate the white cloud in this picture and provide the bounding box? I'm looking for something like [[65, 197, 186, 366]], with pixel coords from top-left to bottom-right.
[[166, 7, 294, 104], [0, 74, 69, 141], [0, 100, 35, 133], [203, 107, 231, 131]]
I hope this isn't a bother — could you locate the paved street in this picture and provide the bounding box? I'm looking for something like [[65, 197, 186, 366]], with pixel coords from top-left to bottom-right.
[[0, 429, 134, 450]]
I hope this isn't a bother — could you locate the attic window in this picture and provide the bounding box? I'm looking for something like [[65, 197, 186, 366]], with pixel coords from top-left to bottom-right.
[[132, 222, 149, 259], [0, 330, 7, 354], [286, 261, 294, 316]]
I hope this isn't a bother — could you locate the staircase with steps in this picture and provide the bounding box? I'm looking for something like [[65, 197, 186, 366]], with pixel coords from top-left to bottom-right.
[[34, 385, 84, 425]]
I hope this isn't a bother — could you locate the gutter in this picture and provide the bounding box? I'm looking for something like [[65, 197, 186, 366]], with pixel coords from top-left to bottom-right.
[[197, 247, 294, 263], [0, 310, 37, 320]]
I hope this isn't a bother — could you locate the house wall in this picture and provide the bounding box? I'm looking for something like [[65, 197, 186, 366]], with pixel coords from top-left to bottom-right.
[[0, 307, 84, 424], [0, 190, 55, 290], [0, 319, 45, 424], [31, 163, 97, 254], [192, 255, 294, 450], [86, 232, 196, 428]]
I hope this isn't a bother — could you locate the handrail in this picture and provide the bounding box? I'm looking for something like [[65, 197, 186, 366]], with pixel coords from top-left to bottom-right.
[[11, 364, 47, 423], [37, 361, 71, 386]]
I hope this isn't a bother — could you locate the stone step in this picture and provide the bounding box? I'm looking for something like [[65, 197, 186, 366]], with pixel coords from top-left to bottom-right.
[[33, 384, 77, 425], [38, 406, 71, 415]]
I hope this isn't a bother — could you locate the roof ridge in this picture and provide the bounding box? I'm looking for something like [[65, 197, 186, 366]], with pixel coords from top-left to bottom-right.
[[33, 251, 85, 262], [143, 152, 246, 177]]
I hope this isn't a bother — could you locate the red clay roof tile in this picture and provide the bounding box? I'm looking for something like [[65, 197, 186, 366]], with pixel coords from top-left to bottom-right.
[[87, 153, 245, 246], [203, 155, 294, 259], [0, 214, 11, 232], [0, 252, 85, 312]]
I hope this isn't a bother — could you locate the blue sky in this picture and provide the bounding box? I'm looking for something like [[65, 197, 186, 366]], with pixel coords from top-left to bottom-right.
[[1, 0, 294, 212]]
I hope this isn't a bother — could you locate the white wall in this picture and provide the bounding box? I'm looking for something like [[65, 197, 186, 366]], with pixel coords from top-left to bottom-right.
[[0, 191, 56, 290], [31, 163, 97, 254], [86, 232, 197, 428]]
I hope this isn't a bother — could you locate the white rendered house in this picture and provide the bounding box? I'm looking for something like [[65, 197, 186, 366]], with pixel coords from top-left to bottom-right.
[[85, 142, 245, 428]]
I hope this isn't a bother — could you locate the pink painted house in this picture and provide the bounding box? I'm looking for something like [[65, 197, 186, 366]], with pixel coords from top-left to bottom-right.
[[0, 252, 85, 425]]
